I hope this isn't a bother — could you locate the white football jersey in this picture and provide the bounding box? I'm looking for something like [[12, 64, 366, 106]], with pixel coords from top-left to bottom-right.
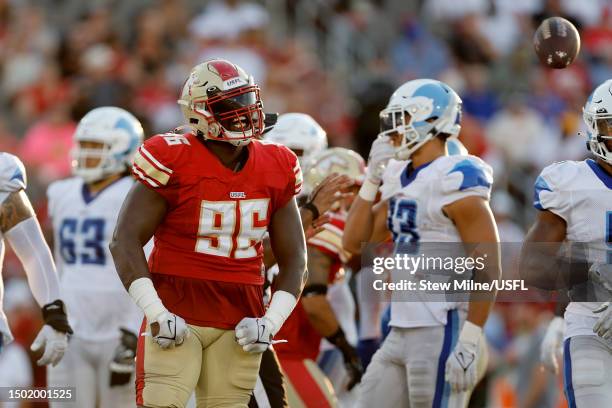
[[534, 159, 612, 339], [0, 153, 27, 344], [380, 154, 493, 328], [47, 176, 142, 341]]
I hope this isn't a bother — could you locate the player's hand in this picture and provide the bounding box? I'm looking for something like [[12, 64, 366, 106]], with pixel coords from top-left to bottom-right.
[[109, 328, 138, 386], [150, 312, 189, 349], [235, 317, 275, 353], [445, 321, 483, 393], [540, 316, 564, 373], [366, 135, 396, 184], [30, 325, 68, 366], [30, 299, 73, 366], [305, 213, 330, 239], [589, 263, 612, 294], [593, 302, 612, 340], [309, 174, 354, 215], [341, 344, 363, 390]]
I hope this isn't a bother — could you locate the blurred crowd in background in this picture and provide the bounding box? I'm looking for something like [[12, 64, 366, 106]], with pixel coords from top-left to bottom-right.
[[0, 0, 610, 407]]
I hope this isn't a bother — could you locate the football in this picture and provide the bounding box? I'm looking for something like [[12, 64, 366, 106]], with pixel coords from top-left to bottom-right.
[[533, 17, 581, 69]]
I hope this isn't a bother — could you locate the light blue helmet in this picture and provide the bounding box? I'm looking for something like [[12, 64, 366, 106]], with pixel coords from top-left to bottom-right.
[[447, 138, 468, 155], [584, 79, 612, 164], [380, 79, 462, 160], [72, 107, 144, 182]]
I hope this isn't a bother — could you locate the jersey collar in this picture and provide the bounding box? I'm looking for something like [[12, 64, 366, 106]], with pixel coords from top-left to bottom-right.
[[586, 159, 612, 189], [400, 161, 433, 187], [81, 177, 126, 204]]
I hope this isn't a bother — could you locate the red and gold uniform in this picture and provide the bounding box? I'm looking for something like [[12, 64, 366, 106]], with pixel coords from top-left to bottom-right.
[[273, 211, 349, 408], [132, 132, 301, 407]]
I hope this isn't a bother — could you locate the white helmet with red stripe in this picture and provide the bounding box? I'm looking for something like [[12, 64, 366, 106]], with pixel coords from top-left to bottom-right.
[[178, 59, 264, 146], [303, 147, 366, 194]]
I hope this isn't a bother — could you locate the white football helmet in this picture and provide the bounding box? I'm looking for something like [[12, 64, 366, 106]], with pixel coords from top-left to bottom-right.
[[584, 79, 612, 164], [303, 147, 366, 195], [380, 79, 462, 160], [178, 59, 264, 146], [264, 113, 328, 168], [447, 138, 468, 156], [72, 107, 144, 183]]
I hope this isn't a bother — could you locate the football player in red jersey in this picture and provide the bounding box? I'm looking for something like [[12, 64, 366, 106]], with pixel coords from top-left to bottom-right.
[[272, 147, 365, 407], [110, 59, 307, 408]]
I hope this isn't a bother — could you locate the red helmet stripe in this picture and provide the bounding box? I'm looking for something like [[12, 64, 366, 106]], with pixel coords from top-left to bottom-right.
[[208, 60, 240, 81]]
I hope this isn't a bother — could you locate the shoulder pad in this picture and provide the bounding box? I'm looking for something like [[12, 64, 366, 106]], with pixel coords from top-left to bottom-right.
[[533, 160, 580, 214], [0, 153, 26, 193], [441, 155, 493, 194], [380, 159, 409, 201], [131, 134, 190, 188]]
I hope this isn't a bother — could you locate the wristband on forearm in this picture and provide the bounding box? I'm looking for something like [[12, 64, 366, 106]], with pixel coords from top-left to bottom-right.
[[358, 179, 380, 201], [128, 278, 167, 323], [264, 290, 297, 335], [42, 300, 73, 334], [301, 201, 320, 220], [325, 327, 354, 356]]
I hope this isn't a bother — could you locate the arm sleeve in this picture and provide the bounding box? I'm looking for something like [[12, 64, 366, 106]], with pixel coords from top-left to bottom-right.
[[532, 163, 572, 222], [4, 217, 61, 307], [0, 153, 27, 205], [440, 156, 493, 207]]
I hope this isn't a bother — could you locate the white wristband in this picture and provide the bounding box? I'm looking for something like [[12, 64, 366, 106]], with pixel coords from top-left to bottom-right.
[[358, 179, 380, 201], [460, 320, 483, 344], [264, 290, 297, 335], [128, 278, 167, 323]]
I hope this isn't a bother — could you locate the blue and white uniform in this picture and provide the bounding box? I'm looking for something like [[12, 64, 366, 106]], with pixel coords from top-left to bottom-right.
[[46, 176, 142, 408], [357, 154, 493, 408], [0, 153, 27, 346], [534, 159, 612, 407]]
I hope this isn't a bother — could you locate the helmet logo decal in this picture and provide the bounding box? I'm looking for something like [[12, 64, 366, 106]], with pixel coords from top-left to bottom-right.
[[208, 60, 240, 81], [404, 96, 434, 121], [207, 60, 246, 89]]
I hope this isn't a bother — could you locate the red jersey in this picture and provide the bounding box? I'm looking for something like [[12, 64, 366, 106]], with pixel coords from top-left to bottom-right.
[[274, 210, 349, 360], [132, 133, 301, 328]]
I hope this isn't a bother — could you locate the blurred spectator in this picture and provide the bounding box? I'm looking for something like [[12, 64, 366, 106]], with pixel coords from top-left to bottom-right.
[[448, 14, 498, 65], [390, 17, 450, 80], [491, 191, 525, 243], [505, 305, 560, 408], [189, 0, 269, 42], [461, 65, 499, 122], [486, 93, 556, 169], [18, 103, 76, 183]]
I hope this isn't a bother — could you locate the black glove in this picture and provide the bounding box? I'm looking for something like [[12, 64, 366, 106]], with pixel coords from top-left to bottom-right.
[[109, 328, 138, 387], [261, 112, 279, 135], [42, 300, 73, 335], [326, 327, 363, 390]]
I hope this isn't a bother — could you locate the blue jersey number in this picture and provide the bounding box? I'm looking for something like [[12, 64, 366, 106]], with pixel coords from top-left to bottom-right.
[[388, 198, 420, 250], [59, 218, 106, 265]]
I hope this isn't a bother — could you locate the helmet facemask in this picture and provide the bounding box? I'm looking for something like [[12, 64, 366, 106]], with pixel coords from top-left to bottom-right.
[[72, 140, 123, 183], [185, 84, 264, 146], [588, 113, 612, 164], [584, 96, 612, 164], [379, 106, 443, 161]]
